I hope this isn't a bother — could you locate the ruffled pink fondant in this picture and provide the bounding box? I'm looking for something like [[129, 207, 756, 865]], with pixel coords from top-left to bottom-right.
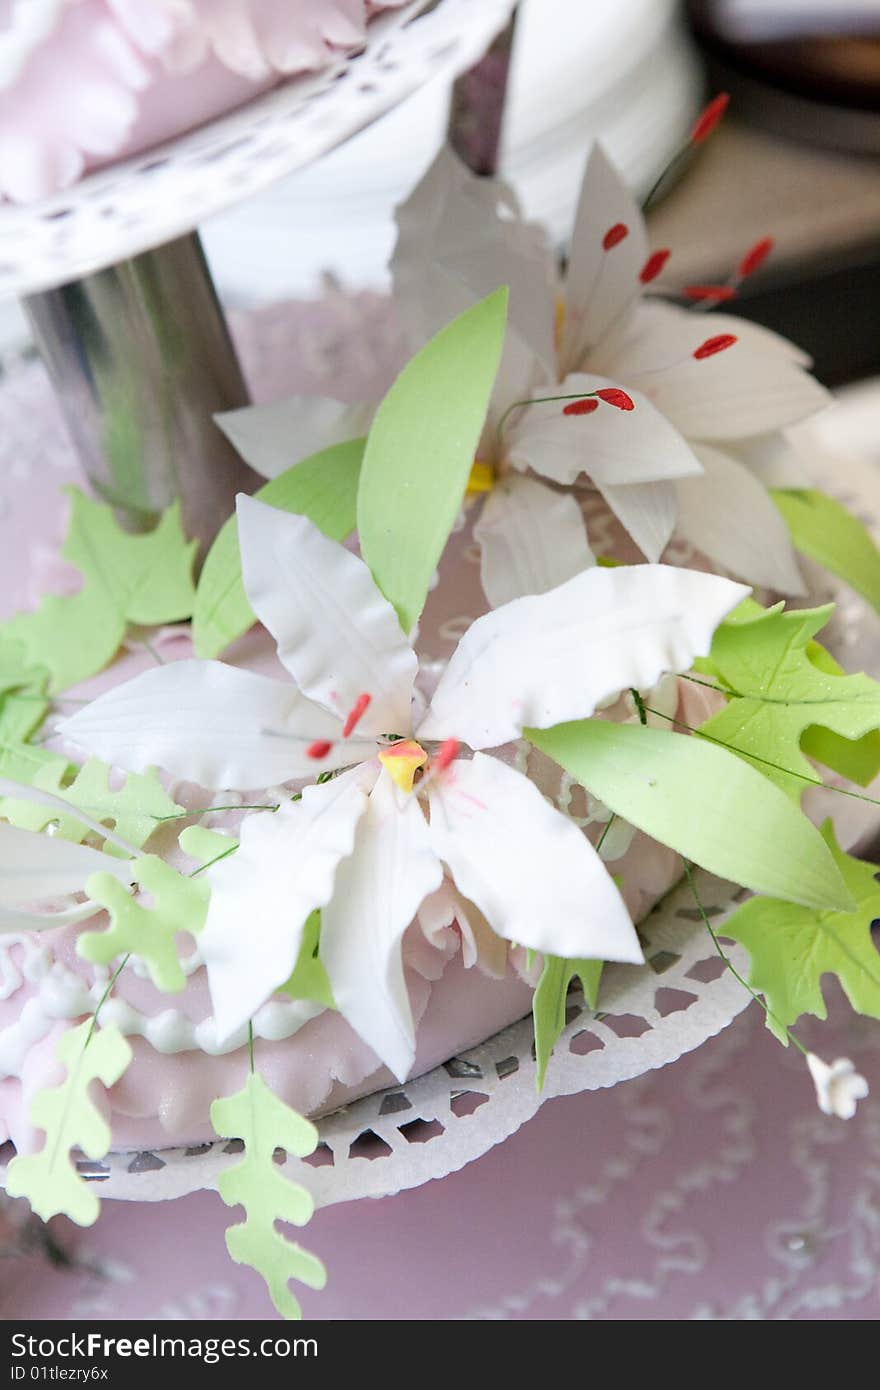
[[0, 0, 408, 202]]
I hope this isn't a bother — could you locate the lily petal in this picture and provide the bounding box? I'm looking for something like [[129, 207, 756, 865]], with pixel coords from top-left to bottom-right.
[[59, 659, 359, 790], [732, 431, 813, 488], [676, 444, 807, 594], [562, 144, 649, 374], [418, 565, 749, 748], [474, 474, 594, 607], [506, 373, 703, 488], [428, 753, 642, 962], [600, 301, 813, 377], [237, 495, 417, 738], [392, 147, 557, 374], [215, 396, 374, 480], [320, 768, 443, 1080], [593, 478, 679, 562], [201, 763, 376, 1042], [0, 822, 132, 910]]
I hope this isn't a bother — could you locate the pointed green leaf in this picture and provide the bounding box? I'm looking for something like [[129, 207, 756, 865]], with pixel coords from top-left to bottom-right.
[[699, 603, 880, 801], [357, 289, 508, 634], [1, 489, 197, 691], [772, 488, 880, 613], [723, 822, 880, 1041], [81, 854, 209, 992], [212, 1073, 326, 1321], [192, 439, 364, 658], [527, 719, 852, 912], [280, 911, 335, 1011], [5, 1020, 132, 1226], [533, 954, 603, 1090]]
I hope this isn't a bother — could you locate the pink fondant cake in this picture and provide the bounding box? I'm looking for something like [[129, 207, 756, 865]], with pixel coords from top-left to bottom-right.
[[0, 0, 408, 202]]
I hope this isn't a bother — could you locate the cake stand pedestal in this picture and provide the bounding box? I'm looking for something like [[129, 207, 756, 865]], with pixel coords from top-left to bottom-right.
[[0, 0, 520, 544]]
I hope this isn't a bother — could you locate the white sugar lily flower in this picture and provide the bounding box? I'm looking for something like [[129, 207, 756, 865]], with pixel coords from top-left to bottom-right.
[[218, 147, 826, 605], [806, 1053, 869, 1120], [61, 495, 748, 1078]]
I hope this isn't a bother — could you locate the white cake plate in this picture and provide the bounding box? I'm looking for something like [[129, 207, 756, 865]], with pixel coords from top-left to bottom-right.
[[0, 0, 520, 301]]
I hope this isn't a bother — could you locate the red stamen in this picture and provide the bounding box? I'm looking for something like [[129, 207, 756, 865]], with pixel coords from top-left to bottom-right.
[[639, 248, 670, 284], [563, 397, 599, 416], [602, 222, 629, 251], [307, 740, 333, 760], [693, 333, 738, 360], [342, 692, 371, 738], [683, 284, 737, 302], [596, 387, 635, 411], [432, 738, 460, 774], [689, 92, 730, 145], [737, 236, 774, 279]]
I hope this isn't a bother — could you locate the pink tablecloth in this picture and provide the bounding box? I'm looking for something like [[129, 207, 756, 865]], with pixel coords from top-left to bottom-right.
[[2, 993, 878, 1321]]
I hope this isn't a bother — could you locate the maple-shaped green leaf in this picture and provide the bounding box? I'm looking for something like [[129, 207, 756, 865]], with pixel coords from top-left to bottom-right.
[[5, 1019, 132, 1226], [81, 854, 209, 992], [772, 488, 880, 613], [723, 821, 880, 1041], [699, 603, 880, 801], [178, 823, 239, 869], [0, 638, 46, 699], [192, 439, 364, 658], [1, 759, 182, 855], [211, 1073, 326, 1320], [799, 638, 880, 787], [279, 911, 336, 1011], [358, 289, 508, 635], [533, 954, 603, 1090], [527, 719, 852, 912], [2, 488, 197, 691]]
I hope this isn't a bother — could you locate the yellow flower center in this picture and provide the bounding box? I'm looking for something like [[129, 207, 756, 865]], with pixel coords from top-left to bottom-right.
[[378, 739, 428, 793], [466, 459, 495, 495]]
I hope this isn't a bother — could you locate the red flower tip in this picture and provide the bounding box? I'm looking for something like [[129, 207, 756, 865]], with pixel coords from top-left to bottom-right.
[[596, 387, 635, 411], [307, 740, 333, 760], [602, 222, 629, 251], [639, 248, 671, 284], [683, 284, 737, 302], [693, 333, 738, 360], [342, 692, 371, 738], [737, 236, 774, 279], [432, 738, 460, 774], [563, 397, 599, 416], [689, 92, 730, 145]]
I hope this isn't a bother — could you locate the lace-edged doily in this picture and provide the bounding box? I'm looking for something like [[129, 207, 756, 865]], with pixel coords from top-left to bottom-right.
[[0, 0, 519, 299]]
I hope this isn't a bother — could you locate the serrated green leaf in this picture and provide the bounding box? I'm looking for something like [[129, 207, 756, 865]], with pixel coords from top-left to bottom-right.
[[81, 854, 209, 992], [0, 690, 58, 783], [533, 954, 603, 1090], [212, 1073, 326, 1321], [6, 1019, 132, 1226], [192, 439, 364, 658], [279, 911, 335, 1011], [723, 821, 880, 1041], [698, 604, 880, 801], [1, 759, 182, 855], [1, 489, 197, 691], [357, 289, 508, 635], [772, 488, 880, 613], [526, 720, 852, 912]]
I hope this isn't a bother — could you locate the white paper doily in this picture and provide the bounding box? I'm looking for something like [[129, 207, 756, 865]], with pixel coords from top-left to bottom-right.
[[0, 0, 519, 300]]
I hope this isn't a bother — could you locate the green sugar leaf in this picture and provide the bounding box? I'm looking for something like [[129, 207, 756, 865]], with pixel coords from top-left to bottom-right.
[[212, 1073, 326, 1321], [280, 910, 335, 1011], [193, 439, 364, 658], [533, 954, 603, 1090], [1, 759, 182, 856], [81, 854, 209, 992], [0, 691, 58, 784], [723, 821, 880, 1041], [699, 604, 880, 801], [358, 289, 508, 635], [6, 1019, 132, 1226], [772, 488, 880, 613], [1, 489, 197, 691], [527, 719, 852, 913]]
